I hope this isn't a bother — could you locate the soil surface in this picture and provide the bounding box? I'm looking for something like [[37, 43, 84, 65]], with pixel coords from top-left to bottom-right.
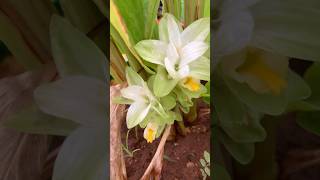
[[123, 103, 210, 180]]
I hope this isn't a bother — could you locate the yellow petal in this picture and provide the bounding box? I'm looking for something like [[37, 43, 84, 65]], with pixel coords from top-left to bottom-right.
[[143, 123, 158, 143], [237, 49, 287, 95], [183, 77, 201, 92]]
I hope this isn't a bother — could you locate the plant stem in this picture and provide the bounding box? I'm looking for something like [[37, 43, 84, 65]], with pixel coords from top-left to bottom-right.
[[177, 121, 188, 136], [184, 100, 198, 123]]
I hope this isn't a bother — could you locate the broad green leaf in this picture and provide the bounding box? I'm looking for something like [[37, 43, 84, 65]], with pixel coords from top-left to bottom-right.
[[110, 24, 141, 72], [203, 0, 210, 17], [110, 40, 126, 82], [0, 12, 41, 69], [144, 0, 161, 39], [34, 76, 107, 126], [3, 102, 78, 136], [218, 129, 255, 164], [53, 126, 107, 180], [50, 15, 106, 80], [111, 0, 145, 43], [110, 1, 154, 74], [163, 0, 182, 20], [297, 112, 320, 136], [60, 0, 105, 34], [153, 66, 179, 97], [4, 0, 54, 56], [213, 163, 231, 180], [251, 0, 320, 61]]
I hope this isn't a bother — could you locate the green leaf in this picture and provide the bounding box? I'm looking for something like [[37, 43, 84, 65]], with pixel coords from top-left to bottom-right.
[[125, 66, 145, 86], [213, 163, 231, 180], [134, 40, 167, 65], [111, 0, 145, 43], [60, 0, 105, 34], [251, 0, 320, 61], [286, 70, 311, 102], [189, 56, 210, 81], [297, 112, 320, 136], [213, 73, 247, 126], [160, 94, 176, 110], [34, 76, 107, 126], [0, 12, 41, 70], [153, 66, 179, 97], [50, 15, 106, 80], [53, 126, 107, 180], [223, 74, 287, 115], [218, 129, 255, 164], [214, 73, 266, 143], [4, 102, 78, 136], [303, 63, 320, 107], [110, 2, 154, 74], [144, 0, 161, 39], [203, 0, 210, 17], [220, 109, 266, 143]]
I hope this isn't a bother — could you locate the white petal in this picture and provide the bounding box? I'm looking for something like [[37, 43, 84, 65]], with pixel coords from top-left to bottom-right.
[[164, 57, 178, 79], [135, 40, 167, 65], [166, 42, 179, 64], [126, 102, 151, 128], [177, 65, 190, 79], [120, 85, 146, 101], [180, 41, 209, 67], [167, 14, 182, 48], [181, 17, 210, 46]]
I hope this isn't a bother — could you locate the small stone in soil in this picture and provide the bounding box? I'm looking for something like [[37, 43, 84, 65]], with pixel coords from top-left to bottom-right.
[[186, 162, 195, 168]]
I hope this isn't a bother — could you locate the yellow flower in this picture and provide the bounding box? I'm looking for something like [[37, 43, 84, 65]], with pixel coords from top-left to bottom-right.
[[143, 123, 158, 143], [182, 76, 201, 92], [221, 47, 288, 95]]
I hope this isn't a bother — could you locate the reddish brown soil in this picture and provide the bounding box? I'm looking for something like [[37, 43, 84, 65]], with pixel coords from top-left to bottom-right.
[[123, 104, 210, 180]]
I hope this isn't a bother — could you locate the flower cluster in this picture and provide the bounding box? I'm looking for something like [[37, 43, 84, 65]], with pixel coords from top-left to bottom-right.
[[116, 14, 210, 143]]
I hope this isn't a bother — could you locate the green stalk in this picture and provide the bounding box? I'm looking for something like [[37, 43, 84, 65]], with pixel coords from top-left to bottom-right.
[[184, 100, 198, 123], [177, 121, 187, 136], [110, 40, 126, 83]]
